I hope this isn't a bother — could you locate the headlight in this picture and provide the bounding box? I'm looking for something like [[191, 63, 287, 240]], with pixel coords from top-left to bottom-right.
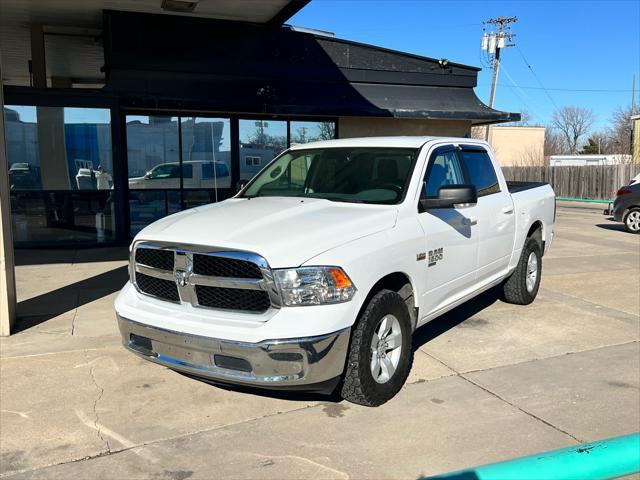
[[274, 267, 356, 306]]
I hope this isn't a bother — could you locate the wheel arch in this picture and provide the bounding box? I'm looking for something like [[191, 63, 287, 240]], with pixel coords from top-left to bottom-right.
[[527, 220, 544, 254], [357, 271, 418, 331]]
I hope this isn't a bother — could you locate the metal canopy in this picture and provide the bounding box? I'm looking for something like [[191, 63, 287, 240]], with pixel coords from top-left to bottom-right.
[[351, 84, 519, 124], [0, 0, 310, 85], [101, 11, 519, 124]]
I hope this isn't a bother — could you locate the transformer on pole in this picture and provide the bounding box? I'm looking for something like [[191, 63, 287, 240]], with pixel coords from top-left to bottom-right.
[[481, 16, 517, 140]]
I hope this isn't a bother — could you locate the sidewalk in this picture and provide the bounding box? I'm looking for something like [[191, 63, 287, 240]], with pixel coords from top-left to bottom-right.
[[1, 208, 638, 479]]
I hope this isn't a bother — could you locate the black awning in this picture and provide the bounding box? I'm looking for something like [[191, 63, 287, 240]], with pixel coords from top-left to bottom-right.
[[350, 84, 518, 124], [103, 11, 519, 124]]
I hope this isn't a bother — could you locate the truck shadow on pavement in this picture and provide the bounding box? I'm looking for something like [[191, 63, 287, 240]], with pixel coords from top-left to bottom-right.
[[14, 265, 129, 333], [188, 287, 502, 403], [411, 286, 501, 350]]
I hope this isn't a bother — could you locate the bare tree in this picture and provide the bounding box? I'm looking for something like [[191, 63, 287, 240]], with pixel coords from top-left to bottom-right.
[[516, 145, 545, 166], [544, 129, 567, 158], [505, 109, 533, 127], [316, 122, 336, 141], [581, 131, 616, 154], [608, 104, 639, 156], [551, 106, 595, 154], [470, 126, 485, 139]]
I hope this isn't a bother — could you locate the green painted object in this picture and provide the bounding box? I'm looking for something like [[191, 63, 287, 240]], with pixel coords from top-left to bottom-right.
[[556, 197, 612, 203], [429, 433, 640, 480]]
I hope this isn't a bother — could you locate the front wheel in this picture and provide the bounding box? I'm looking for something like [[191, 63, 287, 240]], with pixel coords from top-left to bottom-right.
[[624, 208, 640, 234], [502, 237, 542, 305], [340, 290, 413, 406]]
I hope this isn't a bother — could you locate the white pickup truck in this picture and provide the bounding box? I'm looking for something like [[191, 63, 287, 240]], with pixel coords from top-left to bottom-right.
[[115, 136, 555, 406]]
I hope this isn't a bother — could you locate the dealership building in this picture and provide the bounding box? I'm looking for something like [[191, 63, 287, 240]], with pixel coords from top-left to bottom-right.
[[0, 0, 517, 332]]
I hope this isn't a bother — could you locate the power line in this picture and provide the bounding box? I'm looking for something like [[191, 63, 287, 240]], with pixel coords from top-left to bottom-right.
[[499, 63, 543, 120], [496, 84, 637, 93], [515, 45, 559, 109]]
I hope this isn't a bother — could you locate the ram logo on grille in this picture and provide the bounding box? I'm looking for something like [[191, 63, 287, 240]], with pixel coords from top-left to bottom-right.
[[174, 269, 191, 287]]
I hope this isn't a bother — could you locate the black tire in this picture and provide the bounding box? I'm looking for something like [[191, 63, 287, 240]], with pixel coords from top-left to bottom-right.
[[340, 290, 413, 407], [502, 237, 542, 305], [623, 208, 640, 234]]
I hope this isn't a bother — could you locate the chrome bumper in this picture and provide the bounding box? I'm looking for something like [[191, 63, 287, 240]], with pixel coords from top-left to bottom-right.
[[117, 315, 350, 390]]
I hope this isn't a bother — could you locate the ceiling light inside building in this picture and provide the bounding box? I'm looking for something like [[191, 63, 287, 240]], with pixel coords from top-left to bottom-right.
[[161, 0, 199, 13]]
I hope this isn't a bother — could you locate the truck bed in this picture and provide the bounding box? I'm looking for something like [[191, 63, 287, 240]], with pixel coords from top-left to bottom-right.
[[507, 181, 549, 194]]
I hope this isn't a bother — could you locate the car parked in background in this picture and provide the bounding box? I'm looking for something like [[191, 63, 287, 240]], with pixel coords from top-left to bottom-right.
[[128, 160, 230, 189], [612, 182, 640, 233], [8, 162, 41, 190]]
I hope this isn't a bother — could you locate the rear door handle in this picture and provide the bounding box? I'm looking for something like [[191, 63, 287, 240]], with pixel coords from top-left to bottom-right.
[[463, 216, 478, 226], [502, 206, 514, 214]]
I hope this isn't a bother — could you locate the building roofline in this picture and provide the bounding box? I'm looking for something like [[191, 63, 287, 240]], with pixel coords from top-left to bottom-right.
[[309, 34, 482, 72], [267, 0, 312, 26], [492, 125, 546, 130]]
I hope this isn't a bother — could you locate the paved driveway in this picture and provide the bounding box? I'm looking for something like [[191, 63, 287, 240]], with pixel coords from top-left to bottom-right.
[[1, 203, 638, 479]]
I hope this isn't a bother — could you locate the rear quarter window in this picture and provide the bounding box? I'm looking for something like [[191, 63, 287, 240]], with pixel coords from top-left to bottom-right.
[[460, 149, 501, 197]]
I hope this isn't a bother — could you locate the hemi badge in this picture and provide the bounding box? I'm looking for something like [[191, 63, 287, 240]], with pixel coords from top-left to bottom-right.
[[416, 252, 426, 261]]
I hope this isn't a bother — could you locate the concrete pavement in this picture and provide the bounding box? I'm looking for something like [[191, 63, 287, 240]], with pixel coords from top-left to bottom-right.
[[1, 203, 638, 479]]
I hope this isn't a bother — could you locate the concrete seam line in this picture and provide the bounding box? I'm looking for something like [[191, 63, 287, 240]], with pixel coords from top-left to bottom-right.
[[250, 453, 350, 479], [458, 340, 640, 376], [418, 349, 461, 375], [1, 403, 320, 477], [1, 347, 100, 359], [74, 410, 159, 463], [539, 288, 640, 323], [459, 374, 583, 444]]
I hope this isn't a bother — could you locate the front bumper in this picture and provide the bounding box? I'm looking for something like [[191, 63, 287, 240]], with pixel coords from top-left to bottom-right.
[[117, 314, 350, 391]]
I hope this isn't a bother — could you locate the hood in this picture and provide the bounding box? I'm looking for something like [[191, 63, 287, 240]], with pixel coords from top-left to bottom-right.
[[134, 197, 397, 267]]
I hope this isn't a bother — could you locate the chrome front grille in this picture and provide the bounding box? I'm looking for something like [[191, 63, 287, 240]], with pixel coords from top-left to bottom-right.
[[193, 254, 263, 279], [131, 243, 281, 313]]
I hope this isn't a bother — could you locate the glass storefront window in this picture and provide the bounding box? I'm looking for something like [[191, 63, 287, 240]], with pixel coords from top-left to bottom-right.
[[126, 115, 181, 234], [239, 119, 287, 181], [181, 117, 231, 191], [290, 121, 336, 145], [4, 105, 115, 244], [126, 115, 179, 188], [5, 107, 338, 245], [128, 190, 181, 237]]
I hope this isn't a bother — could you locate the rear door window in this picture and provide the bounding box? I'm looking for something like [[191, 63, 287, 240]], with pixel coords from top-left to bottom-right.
[[459, 148, 500, 197]]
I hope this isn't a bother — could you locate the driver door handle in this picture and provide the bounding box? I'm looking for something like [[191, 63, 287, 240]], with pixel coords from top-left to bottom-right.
[[502, 206, 514, 214], [463, 216, 478, 226]]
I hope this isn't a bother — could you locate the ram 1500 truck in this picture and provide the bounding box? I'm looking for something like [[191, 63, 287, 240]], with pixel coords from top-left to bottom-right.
[[115, 137, 555, 406]]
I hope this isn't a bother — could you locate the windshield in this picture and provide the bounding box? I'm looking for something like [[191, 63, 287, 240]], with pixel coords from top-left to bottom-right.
[[240, 147, 418, 204]]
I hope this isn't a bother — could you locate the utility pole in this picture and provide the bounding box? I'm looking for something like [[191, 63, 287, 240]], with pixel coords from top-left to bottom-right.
[[632, 73, 636, 113], [481, 16, 517, 140]]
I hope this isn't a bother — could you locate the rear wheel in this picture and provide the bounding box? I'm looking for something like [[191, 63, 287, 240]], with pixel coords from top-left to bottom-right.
[[624, 208, 640, 234], [502, 237, 542, 305], [340, 290, 413, 406]]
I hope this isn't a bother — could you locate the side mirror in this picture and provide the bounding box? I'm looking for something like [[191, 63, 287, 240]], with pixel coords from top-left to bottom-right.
[[236, 179, 249, 193], [420, 184, 477, 210]]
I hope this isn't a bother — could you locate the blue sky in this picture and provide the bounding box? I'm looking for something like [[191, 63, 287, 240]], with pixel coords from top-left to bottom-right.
[[290, 0, 640, 131]]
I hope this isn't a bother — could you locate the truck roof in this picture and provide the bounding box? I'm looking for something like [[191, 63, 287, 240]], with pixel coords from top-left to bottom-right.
[[289, 136, 486, 150]]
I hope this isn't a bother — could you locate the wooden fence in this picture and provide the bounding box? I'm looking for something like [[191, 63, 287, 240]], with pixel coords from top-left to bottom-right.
[[502, 165, 640, 200]]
